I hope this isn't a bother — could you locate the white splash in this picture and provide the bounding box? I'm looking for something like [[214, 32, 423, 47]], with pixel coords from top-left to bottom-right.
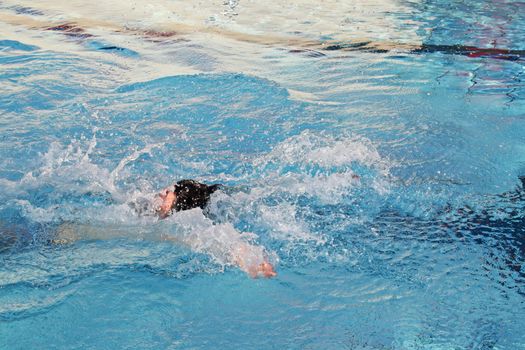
[[4, 130, 391, 276], [253, 130, 392, 201]]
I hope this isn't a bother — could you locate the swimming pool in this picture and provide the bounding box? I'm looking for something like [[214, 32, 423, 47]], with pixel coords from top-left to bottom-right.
[[1, 1, 524, 348]]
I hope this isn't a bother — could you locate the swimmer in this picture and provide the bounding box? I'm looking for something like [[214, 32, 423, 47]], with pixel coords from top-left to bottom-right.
[[155, 179, 277, 278], [55, 179, 277, 278]]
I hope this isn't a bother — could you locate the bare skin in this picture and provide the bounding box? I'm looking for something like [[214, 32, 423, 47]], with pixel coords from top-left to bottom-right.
[[157, 188, 177, 219], [157, 187, 277, 278], [241, 259, 277, 278]]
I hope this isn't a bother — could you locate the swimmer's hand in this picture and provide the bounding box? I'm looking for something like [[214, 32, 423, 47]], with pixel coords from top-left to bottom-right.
[[234, 243, 277, 278], [157, 189, 176, 219], [247, 261, 277, 279]]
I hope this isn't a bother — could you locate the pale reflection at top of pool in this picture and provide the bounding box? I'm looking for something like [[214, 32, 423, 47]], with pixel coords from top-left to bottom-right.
[[0, 0, 523, 102]]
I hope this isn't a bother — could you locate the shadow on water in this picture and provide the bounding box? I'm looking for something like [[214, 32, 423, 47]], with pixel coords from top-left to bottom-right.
[[371, 177, 525, 297], [319, 42, 525, 63]]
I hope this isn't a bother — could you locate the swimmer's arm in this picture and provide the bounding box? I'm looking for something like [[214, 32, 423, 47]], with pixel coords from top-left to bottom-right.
[[54, 222, 142, 243], [160, 235, 276, 278]]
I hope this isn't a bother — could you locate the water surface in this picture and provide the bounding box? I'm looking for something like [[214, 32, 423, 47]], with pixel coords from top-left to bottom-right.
[[1, 1, 525, 349]]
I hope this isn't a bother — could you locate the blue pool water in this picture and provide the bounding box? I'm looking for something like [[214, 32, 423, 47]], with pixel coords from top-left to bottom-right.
[[1, 1, 525, 349]]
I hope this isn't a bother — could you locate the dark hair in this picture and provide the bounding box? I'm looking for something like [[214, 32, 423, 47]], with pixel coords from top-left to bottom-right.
[[173, 180, 221, 212]]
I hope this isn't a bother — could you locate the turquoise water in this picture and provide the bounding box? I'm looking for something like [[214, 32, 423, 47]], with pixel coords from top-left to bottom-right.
[[1, 1, 525, 349]]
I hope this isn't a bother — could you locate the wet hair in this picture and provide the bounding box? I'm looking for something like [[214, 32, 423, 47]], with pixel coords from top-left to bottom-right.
[[172, 180, 221, 212]]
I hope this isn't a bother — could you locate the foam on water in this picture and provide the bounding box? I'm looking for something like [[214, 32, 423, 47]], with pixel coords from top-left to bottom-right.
[[252, 131, 391, 200]]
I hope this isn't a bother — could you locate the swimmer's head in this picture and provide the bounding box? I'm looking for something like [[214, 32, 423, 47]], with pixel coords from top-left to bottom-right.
[[157, 180, 221, 218], [173, 180, 221, 212]]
